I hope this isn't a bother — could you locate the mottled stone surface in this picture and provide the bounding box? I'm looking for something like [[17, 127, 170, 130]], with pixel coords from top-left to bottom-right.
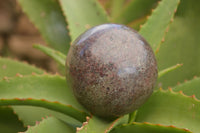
[[66, 24, 157, 118]]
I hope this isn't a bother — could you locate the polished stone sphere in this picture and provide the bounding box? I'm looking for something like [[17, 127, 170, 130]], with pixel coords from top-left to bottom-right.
[[66, 24, 157, 118]]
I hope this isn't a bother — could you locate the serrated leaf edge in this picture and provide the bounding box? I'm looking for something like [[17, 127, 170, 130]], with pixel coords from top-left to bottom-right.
[[174, 76, 199, 88], [1, 106, 27, 129], [0, 74, 89, 122], [112, 122, 192, 133], [76, 115, 128, 133], [76, 116, 90, 132], [104, 116, 128, 133], [158, 87, 200, 102], [139, 0, 180, 53], [18, 116, 54, 133], [0, 57, 46, 76], [1, 71, 63, 81], [0, 97, 88, 122]]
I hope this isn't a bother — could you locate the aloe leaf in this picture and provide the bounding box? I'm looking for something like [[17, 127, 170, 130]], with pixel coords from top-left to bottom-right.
[[33, 44, 66, 67], [12, 106, 82, 128], [110, 122, 191, 133], [110, 0, 126, 18], [156, 0, 200, 88], [0, 58, 44, 79], [1, 96, 87, 122], [0, 58, 74, 127], [158, 64, 183, 79], [99, 0, 112, 13], [18, 0, 71, 54], [77, 115, 128, 133], [173, 77, 200, 99], [127, 16, 147, 31], [135, 89, 200, 133], [128, 111, 137, 124], [59, 0, 109, 41], [113, 0, 159, 25], [0, 106, 26, 133], [25, 117, 74, 133], [139, 0, 180, 52], [0, 75, 88, 122]]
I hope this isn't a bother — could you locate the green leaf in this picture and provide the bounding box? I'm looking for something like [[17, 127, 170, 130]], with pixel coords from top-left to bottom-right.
[[98, 0, 112, 13], [77, 115, 128, 133], [0, 58, 77, 126], [127, 17, 147, 31], [135, 89, 200, 133], [12, 106, 82, 128], [59, 0, 109, 41], [110, 0, 126, 18], [0, 75, 88, 122], [173, 77, 200, 99], [110, 122, 191, 133], [158, 64, 182, 79], [156, 0, 200, 88], [33, 44, 66, 67], [0, 58, 44, 79], [139, 0, 180, 52], [25, 117, 74, 133], [128, 111, 137, 124], [0, 97, 87, 122], [113, 0, 159, 25], [0, 106, 26, 133], [18, 0, 71, 54]]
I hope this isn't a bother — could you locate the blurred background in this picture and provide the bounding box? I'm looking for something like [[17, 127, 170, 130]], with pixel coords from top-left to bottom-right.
[[0, 0, 60, 73]]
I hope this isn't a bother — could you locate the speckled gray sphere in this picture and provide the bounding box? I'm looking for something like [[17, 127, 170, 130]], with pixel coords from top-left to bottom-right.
[[66, 24, 157, 118]]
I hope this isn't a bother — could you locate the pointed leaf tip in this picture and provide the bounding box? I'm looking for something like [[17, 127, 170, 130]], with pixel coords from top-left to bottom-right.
[[33, 44, 66, 67], [158, 64, 183, 79], [173, 77, 200, 100]]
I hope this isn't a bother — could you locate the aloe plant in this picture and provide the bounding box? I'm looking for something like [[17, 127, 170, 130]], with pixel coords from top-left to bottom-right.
[[0, 0, 200, 132]]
